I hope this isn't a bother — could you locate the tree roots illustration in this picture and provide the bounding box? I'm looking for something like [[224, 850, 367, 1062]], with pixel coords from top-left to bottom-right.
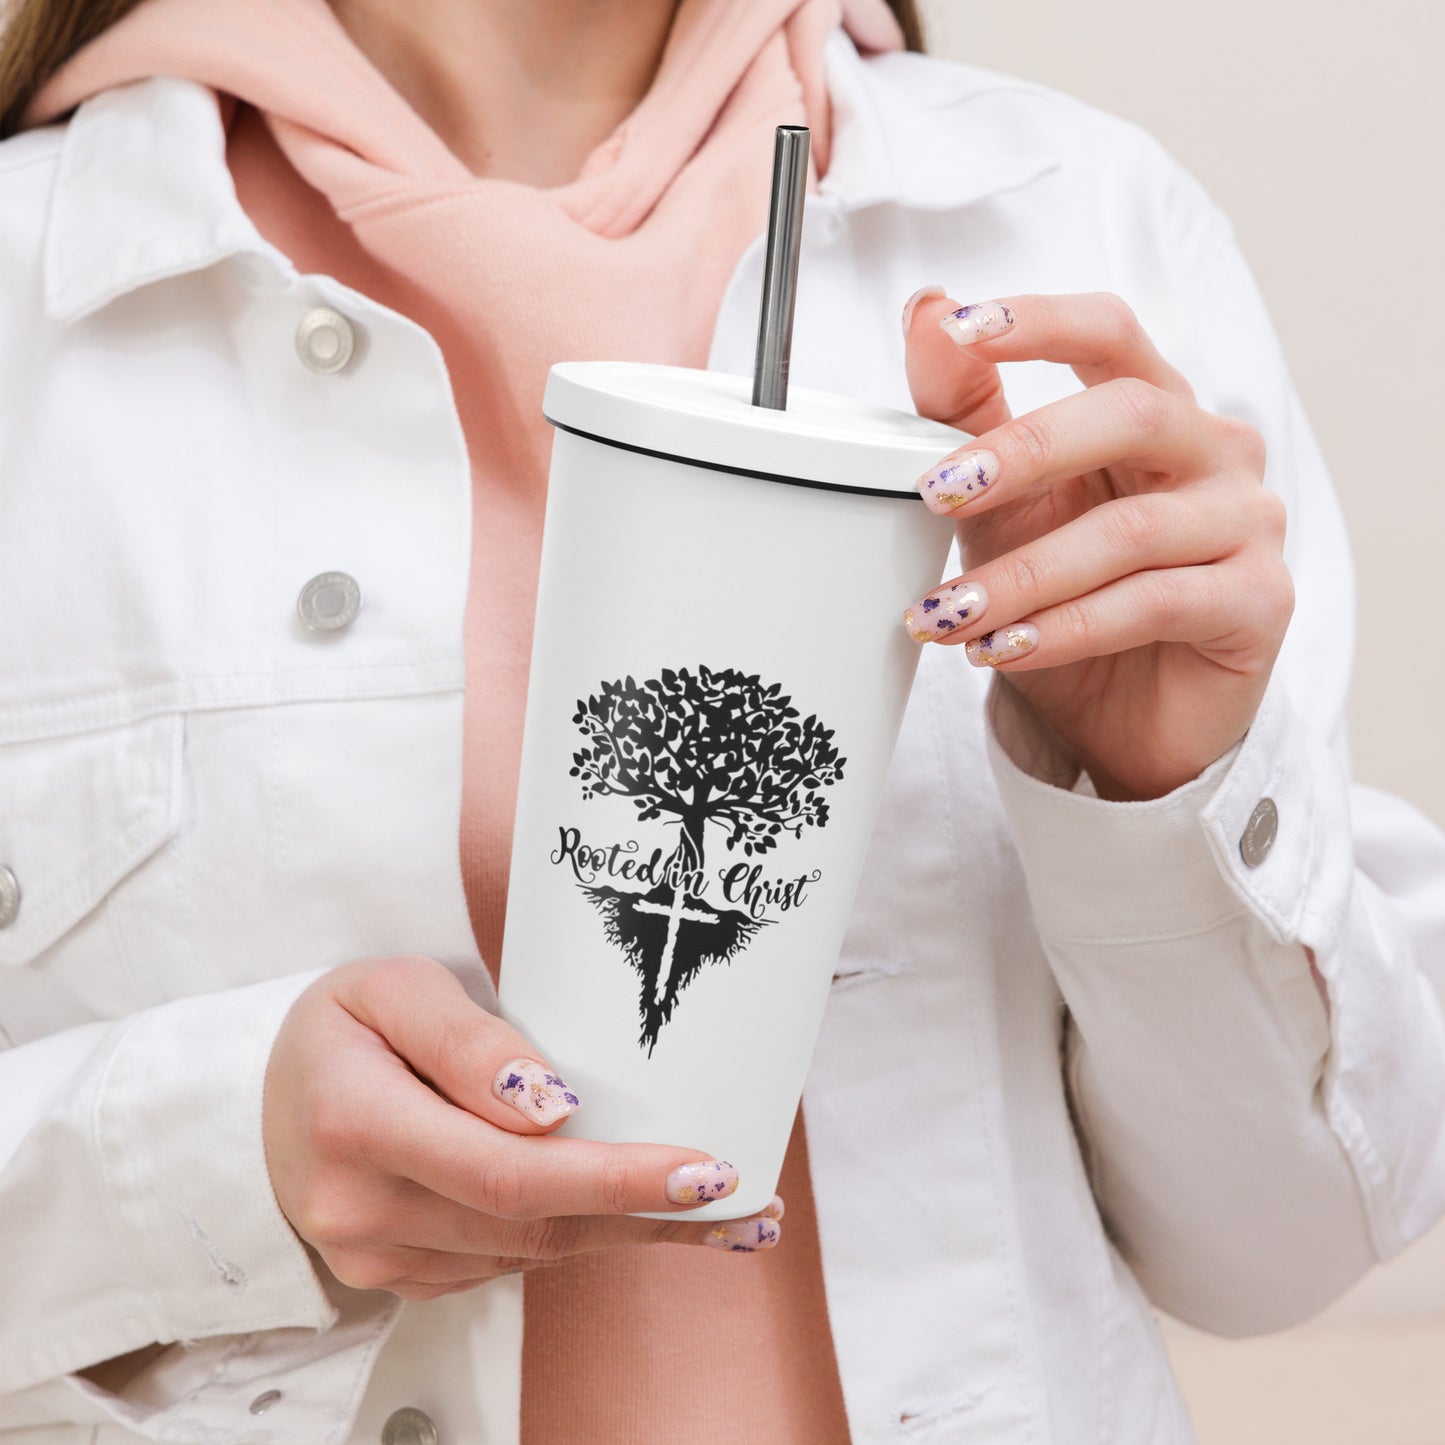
[[582, 884, 766, 1054]]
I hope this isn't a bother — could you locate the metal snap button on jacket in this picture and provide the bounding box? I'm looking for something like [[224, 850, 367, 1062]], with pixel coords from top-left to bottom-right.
[[297, 571, 362, 632], [0, 864, 19, 928], [295, 306, 356, 374], [248, 1390, 282, 1415], [1239, 797, 1279, 867], [381, 1406, 439, 1445]]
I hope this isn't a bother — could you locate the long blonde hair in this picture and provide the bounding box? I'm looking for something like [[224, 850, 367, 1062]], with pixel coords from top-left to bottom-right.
[[0, 0, 927, 140]]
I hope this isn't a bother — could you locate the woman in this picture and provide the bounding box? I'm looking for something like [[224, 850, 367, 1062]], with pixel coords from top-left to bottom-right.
[[1, 0, 1443, 1441]]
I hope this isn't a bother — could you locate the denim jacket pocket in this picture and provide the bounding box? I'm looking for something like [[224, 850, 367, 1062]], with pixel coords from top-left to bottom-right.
[[0, 712, 183, 970]]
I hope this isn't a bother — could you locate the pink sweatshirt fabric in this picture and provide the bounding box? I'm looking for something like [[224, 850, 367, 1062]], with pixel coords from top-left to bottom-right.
[[30, 0, 903, 1436]]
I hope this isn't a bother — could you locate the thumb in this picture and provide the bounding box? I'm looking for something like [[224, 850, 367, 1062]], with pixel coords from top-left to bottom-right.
[[333, 955, 580, 1136], [903, 287, 1014, 436]]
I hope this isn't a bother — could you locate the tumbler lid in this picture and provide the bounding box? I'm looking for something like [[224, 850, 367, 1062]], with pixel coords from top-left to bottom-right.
[[543, 362, 965, 499]]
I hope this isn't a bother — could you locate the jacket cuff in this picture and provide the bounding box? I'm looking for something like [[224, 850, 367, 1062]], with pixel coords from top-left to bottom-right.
[[986, 676, 1323, 945], [95, 968, 339, 1341]]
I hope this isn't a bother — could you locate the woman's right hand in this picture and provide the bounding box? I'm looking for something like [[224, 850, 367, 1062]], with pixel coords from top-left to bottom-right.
[[261, 955, 781, 1300]]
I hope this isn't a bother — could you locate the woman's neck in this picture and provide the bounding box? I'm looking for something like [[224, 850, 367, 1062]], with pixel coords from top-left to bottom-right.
[[328, 0, 680, 183]]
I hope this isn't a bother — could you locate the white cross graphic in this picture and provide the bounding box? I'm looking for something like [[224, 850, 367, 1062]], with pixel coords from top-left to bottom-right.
[[635, 884, 718, 1007]]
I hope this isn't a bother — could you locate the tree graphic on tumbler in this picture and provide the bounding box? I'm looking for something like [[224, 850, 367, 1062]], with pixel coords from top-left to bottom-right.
[[569, 664, 846, 1053]]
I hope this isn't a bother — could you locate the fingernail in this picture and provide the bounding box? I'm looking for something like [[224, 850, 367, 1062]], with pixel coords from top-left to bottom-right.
[[762, 1195, 785, 1221], [965, 625, 1039, 668], [703, 1217, 782, 1252], [493, 1058, 580, 1125], [666, 1159, 740, 1205], [938, 300, 1015, 346], [904, 579, 988, 643], [916, 449, 1000, 514], [901, 283, 945, 337]]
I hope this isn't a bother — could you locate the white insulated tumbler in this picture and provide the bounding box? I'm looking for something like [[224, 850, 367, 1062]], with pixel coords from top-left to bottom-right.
[[497, 361, 962, 1220]]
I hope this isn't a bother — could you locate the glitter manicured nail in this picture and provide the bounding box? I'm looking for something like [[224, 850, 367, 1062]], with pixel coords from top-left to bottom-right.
[[904, 579, 988, 643], [703, 1217, 782, 1252], [965, 625, 1040, 668], [666, 1160, 740, 1205], [938, 301, 1015, 346], [916, 449, 1000, 514], [493, 1058, 580, 1126], [901, 283, 945, 337], [762, 1195, 785, 1221]]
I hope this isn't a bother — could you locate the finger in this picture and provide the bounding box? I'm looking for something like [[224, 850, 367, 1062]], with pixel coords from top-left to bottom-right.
[[348, 1212, 785, 1292], [376, 1165, 748, 1250], [393, 1194, 787, 1260], [915, 379, 1234, 518], [903, 488, 1251, 644], [365, 1074, 745, 1219], [325, 1241, 530, 1294], [334, 955, 582, 1135], [961, 562, 1293, 674], [935, 292, 1195, 400], [903, 287, 1013, 436]]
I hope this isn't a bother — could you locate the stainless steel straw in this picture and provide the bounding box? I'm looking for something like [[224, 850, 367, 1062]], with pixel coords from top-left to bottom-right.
[[751, 125, 810, 411]]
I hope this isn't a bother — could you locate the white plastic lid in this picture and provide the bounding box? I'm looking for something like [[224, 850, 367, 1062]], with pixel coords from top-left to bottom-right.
[[543, 361, 965, 498]]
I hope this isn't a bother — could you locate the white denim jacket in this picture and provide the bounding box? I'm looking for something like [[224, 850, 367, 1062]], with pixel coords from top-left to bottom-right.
[[3, 32, 1445, 1445]]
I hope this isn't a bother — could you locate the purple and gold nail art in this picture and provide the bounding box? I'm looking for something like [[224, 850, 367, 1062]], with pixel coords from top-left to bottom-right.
[[917, 449, 1000, 514], [493, 1058, 580, 1126], [901, 283, 945, 337], [964, 625, 1039, 668], [903, 579, 988, 643], [666, 1159, 740, 1205], [939, 300, 1015, 346], [761, 1195, 785, 1221], [703, 1216, 782, 1252]]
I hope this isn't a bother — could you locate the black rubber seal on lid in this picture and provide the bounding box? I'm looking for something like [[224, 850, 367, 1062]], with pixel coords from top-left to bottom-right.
[[544, 417, 925, 501]]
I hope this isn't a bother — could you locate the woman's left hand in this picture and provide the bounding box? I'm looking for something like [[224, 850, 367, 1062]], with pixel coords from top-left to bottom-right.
[[901, 290, 1294, 802]]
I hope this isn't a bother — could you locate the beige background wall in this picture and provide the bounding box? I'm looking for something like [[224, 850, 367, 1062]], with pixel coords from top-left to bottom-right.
[[914, 4, 1445, 1436]]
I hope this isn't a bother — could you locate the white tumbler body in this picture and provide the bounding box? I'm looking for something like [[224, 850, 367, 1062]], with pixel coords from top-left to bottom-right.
[[498, 364, 960, 1220]]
